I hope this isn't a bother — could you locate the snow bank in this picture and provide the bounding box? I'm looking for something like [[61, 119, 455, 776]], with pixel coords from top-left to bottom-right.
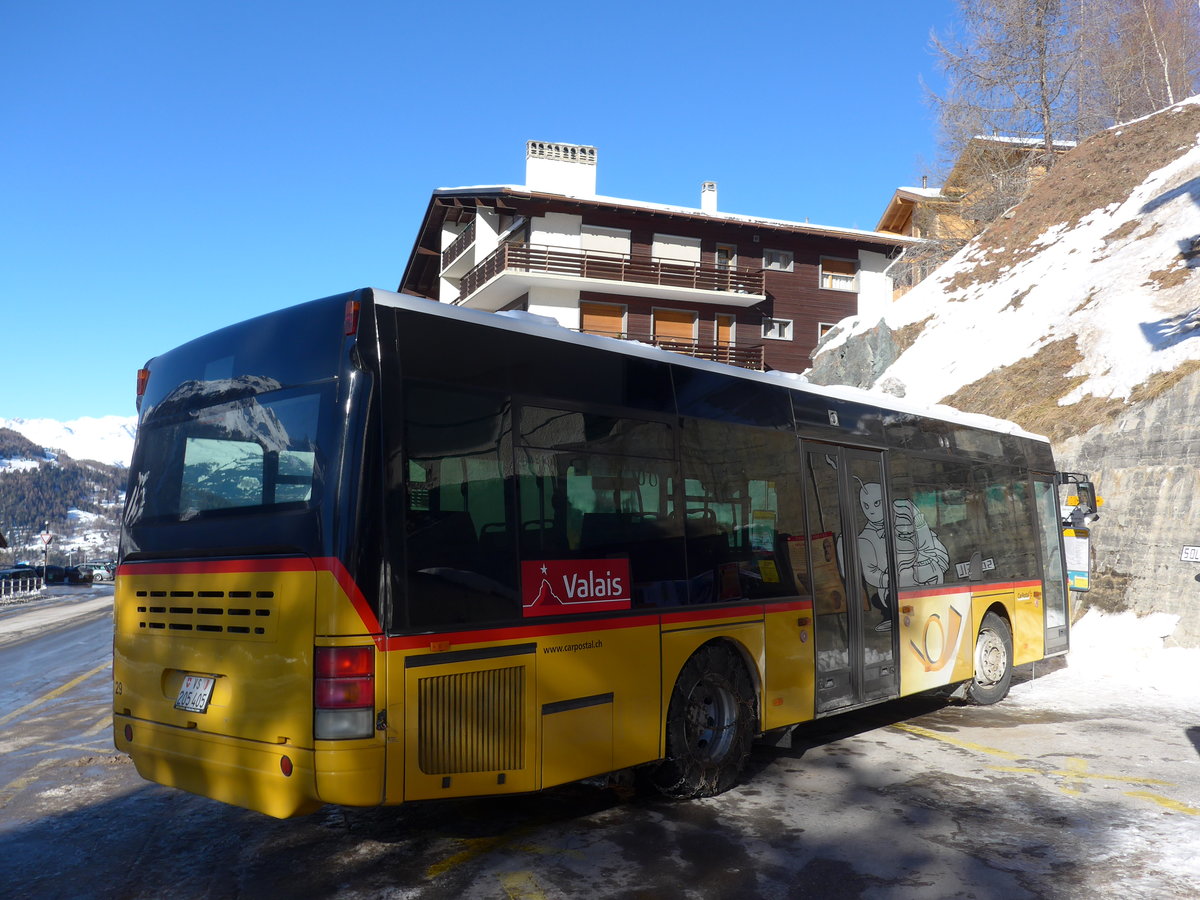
[[1016, 610, 1199, 712]]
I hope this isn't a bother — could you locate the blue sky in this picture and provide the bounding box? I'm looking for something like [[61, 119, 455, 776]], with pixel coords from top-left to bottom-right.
[[2, 1, 955, 420]]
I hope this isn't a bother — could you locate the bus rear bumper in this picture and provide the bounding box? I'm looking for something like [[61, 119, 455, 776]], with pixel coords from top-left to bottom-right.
[[115, 715, 323, 819]]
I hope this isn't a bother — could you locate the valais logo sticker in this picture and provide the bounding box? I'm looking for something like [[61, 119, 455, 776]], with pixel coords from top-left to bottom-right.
[[520, 559, 632, 617]]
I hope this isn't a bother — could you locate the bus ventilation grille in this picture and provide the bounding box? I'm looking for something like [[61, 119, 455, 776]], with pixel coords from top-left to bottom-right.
[[417, 666, 525, 774], [132, 589, 276, 641]]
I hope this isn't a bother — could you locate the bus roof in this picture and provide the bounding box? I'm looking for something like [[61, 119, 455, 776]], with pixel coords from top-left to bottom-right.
[[371, 289, 1049, 444]]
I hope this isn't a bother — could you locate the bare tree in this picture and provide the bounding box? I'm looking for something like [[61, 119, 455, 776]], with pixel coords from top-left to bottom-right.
[[930, 0, 1083, 158], [1102, 0, 1200, 119], [913, 0, 1199, 283]]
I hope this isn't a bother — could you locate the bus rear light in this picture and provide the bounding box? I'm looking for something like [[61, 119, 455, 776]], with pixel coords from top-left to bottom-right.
[[315, 708, 375, 740], [344, 300, 361, 336], [135, 368, 150, 410], [315, 646, 373, 678], [314, 645, 375, 740], [280, 755, 293, 777], [315, 677, 374, 708]]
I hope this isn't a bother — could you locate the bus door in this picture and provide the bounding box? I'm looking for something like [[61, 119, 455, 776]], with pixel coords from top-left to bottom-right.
[[1033, 476, 1070, 655], [802, 445, 898, 712]]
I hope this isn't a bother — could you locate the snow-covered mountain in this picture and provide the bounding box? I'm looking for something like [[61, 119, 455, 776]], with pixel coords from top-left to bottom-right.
[[0, 415, 137, 467], [808, 96, 1200, 645]]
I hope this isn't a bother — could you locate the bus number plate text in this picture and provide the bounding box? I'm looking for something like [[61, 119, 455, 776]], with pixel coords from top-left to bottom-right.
[[174, 675, 215, 713]]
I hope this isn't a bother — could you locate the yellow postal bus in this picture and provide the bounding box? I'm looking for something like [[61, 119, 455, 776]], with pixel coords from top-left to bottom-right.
[[113, 288, 1096, 817]]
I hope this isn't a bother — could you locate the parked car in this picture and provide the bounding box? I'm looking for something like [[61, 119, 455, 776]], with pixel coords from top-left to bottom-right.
[[64, 565, 94, 585], [33, 565, 66, 584], [88, 563, 115, 582]]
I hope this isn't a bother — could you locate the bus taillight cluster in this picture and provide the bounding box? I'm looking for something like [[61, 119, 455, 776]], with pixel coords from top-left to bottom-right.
[[314, 646, 375, 740]]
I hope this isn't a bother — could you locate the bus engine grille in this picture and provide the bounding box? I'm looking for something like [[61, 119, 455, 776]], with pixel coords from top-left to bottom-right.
[[417, 666, 525, 774], [132, 589, 277, 641]]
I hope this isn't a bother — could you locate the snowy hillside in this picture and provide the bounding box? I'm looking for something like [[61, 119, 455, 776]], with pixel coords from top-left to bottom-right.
[[0, 415, 137, 467], [815, 96, 1200, 438], [808, 95, 1200, 646]]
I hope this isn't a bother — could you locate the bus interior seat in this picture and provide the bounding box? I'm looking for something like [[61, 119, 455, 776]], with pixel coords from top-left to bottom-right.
[[406, 510, 478, 569]]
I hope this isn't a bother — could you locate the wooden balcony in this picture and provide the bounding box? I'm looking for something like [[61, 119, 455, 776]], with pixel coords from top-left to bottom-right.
[[456, 243, 766, 308], [578, 329, 765, 371], [440, 220, 476, 272]]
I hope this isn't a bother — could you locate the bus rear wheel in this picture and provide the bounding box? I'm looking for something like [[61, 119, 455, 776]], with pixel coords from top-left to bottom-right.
[[967, 612, 1013, 705], [649, 643, 756, 799]]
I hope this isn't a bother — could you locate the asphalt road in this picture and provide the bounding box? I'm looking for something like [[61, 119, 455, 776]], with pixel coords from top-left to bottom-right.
[[1, 589, 1198, 899]]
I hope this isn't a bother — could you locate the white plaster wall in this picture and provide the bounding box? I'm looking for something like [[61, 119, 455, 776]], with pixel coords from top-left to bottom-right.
[[475, 209, 501, 260], [531, 212, 582, 250], [526, 285, 581, 329], [856, 249, 894, 321], [526, 157, 597, 196], [652, 234, 702, 263]]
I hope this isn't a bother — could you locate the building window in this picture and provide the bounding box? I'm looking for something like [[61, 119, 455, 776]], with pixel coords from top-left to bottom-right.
[[820, 257, 859, 291], [580, 301, 626, 338], [763, 249, 794, 272], [762, 318, 793, 341], [715, 243, 737, 268], [653, 308, 698, 345], [818, 322, 837, 341]]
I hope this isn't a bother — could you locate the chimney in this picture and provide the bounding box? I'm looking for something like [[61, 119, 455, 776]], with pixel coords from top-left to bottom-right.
[[525, 141, 598, 196], [701, 181, 718, 213]]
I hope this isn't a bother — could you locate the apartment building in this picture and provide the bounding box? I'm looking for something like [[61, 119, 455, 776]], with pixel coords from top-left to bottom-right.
[[399, 142, 914, 372]]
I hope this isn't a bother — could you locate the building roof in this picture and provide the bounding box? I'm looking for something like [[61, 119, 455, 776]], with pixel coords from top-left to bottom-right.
[[431, 184, 919, 246]]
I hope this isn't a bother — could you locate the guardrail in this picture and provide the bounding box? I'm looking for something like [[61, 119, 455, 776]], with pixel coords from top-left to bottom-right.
[[0, 576, 43, 597]]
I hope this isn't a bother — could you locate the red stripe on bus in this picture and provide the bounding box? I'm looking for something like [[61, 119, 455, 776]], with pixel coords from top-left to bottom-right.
[[379, 613, 664, 652], [897, 580, 1043, 600], [117, 558, 318, 576], [118, 557, 816, 651], [311, 556, 385, 640]]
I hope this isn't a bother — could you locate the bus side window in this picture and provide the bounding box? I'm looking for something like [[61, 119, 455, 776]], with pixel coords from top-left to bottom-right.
[[516, 405, 686, 608], [680, 418, 802, 602], [400, 383, 517, 629]]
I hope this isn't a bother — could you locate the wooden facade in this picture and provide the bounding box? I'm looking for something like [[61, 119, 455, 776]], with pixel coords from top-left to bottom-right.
[[400, 186, 911, 374]]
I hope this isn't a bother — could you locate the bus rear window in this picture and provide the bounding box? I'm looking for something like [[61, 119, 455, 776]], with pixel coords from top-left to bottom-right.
[[180, 439, 316, 513], [129, 387, 329, 525]]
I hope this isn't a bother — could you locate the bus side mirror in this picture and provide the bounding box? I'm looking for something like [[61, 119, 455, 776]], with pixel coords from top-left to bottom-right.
[[1074, 482, 1098, 517]]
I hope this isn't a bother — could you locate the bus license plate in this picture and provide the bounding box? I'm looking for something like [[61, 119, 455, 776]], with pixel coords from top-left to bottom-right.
[[175, 675, 215, 713]]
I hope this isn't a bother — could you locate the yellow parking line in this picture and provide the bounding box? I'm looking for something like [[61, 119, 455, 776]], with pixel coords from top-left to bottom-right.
[[0, 660, 111, 728], [82, 712, 112, 737], [500, 871, 547, 899], [426, 836, 507, 879], [0, 757, 57, 809], [895, 722, 1196, 815], [890, 722, 1021, 760], [1124, 791, 1200, 815]]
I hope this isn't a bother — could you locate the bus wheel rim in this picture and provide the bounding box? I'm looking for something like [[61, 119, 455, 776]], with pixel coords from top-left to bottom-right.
[[975, 629, 1007, 686], [684, 675, 738, 761]]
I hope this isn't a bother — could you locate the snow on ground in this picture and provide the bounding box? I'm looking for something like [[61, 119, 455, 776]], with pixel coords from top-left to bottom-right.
[[0, 458, 43, 473], [1013, 609, 1200, 714]]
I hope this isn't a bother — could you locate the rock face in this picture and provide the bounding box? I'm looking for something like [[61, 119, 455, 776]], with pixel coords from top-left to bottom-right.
[[1056, 370, 1200, 646], [806, 320, 899, 391]]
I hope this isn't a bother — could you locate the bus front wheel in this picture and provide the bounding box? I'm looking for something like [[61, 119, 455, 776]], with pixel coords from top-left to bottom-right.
[[649, 643, 756, 799], [967, 612, 1013, 705]]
